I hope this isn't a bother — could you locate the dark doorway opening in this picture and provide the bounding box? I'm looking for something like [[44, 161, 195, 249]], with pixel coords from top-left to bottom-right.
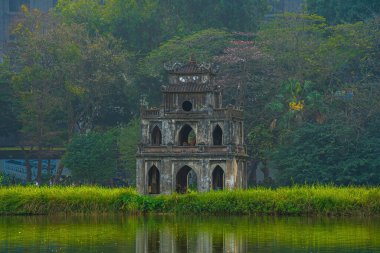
[[148, 166, 160, 194], [179, 124, 196, 146], [151, 126, 162, 145], [212, 166, 224, 190], [213, 125, 223, 145], [176, 166, 197, 193]]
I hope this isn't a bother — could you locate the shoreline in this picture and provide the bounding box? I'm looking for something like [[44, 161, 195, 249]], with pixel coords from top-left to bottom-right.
[[0, 185, 379, 216]]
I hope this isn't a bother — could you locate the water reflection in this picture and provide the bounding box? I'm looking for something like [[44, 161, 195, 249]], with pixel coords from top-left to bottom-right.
[[136, 216, 380, 253], [0, 215, 379, 253]]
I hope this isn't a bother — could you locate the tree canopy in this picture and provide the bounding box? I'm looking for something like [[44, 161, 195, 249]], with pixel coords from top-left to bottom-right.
[[306, 0, 380, 24], [62, 130, 118, 185], [247, 14, 380, 185], [2, 1, 380, 186]]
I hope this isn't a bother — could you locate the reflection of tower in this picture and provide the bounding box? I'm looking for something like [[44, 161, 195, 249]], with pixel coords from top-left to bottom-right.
[[135, 224, 148, 253], [225, 232, 247, 253], [135, 216, 249, 253], [211, 230, 248, 253], [136, 58, 248, 194], [135, 225, 175, 253], [197, 232, 213, 253]]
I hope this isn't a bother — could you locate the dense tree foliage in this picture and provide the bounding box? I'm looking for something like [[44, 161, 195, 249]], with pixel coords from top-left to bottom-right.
[[56, 0, 268, 52], [273, 121, 380, 185], [0, 61, 20, 137], [7, 7, 133, 183], [2, 1, 379, 186], [118, 119, 140, 185], [10, 8, 134, 135], [62, 131, 118, 185], [306, 0, 380, 24], [248, 14, 380, 185]]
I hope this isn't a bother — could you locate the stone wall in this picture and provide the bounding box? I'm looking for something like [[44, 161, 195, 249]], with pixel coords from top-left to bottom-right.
[[136, 156, 247, 194]]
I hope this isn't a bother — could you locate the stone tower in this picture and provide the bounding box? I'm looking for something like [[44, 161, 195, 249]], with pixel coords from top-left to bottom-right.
[[136, 59, 248, 194]]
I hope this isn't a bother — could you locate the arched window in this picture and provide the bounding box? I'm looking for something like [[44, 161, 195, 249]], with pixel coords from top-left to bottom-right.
[[212, 166, 224, 190], [151, 126, 162, 145], [176, 166, 197, 193], [179, 124, 196, 146], [213, 125, 223, 145], [148, 166, 160, 194]]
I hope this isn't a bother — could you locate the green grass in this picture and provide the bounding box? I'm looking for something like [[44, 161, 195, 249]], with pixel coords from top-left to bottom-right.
[[0, 186, 130, 215], [129, 186, 380, 216], [0, 185, 379, 216]]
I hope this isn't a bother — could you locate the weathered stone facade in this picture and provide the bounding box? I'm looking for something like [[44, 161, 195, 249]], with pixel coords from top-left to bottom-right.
[[136, 59, 248, 194]]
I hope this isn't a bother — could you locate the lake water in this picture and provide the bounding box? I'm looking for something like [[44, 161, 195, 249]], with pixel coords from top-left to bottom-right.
[[0, 215, 379, 253]]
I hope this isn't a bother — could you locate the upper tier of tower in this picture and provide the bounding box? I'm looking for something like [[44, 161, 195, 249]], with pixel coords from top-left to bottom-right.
[[161, 58, 222, 112]]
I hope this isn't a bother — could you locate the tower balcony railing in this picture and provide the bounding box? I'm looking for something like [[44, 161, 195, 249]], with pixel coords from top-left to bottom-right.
[[141, 108, 161, 117], [213, 108, 244, 119], [141, 107, 243, 119], [138, 144, 247, 156]]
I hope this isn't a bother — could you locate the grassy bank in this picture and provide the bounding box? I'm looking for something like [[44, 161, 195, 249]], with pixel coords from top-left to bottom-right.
[[0, 186, 379, 216], [0, 186, 128, 215]]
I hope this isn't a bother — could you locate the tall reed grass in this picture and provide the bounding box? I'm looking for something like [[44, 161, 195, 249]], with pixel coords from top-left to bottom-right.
[[122, 185, 380, 216], [0, 186, 132, 215], [0, 185, 379, 216]]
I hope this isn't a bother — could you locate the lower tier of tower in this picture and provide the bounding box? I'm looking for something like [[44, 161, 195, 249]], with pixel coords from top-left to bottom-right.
[[136, 155, 247, 195]]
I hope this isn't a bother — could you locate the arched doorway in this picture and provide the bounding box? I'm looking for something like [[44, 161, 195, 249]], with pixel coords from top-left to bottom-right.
[[179, 124, 196, 146], [176, 166, 198, 193], [148, 166, 160, 194], [151, 126, 162, 145], [213, 125, 223, 145], [212, 166, 224, 190]]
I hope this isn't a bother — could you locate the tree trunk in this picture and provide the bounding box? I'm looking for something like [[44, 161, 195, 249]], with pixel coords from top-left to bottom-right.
[[36, 148, 42, 185], [262, 160, 270, 181], [21, 146, 33, 183], [47, 159, 51, 178], [25, 158, 32, 183], [247, 160, 259, 186], [53, 162, 64, 185]]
